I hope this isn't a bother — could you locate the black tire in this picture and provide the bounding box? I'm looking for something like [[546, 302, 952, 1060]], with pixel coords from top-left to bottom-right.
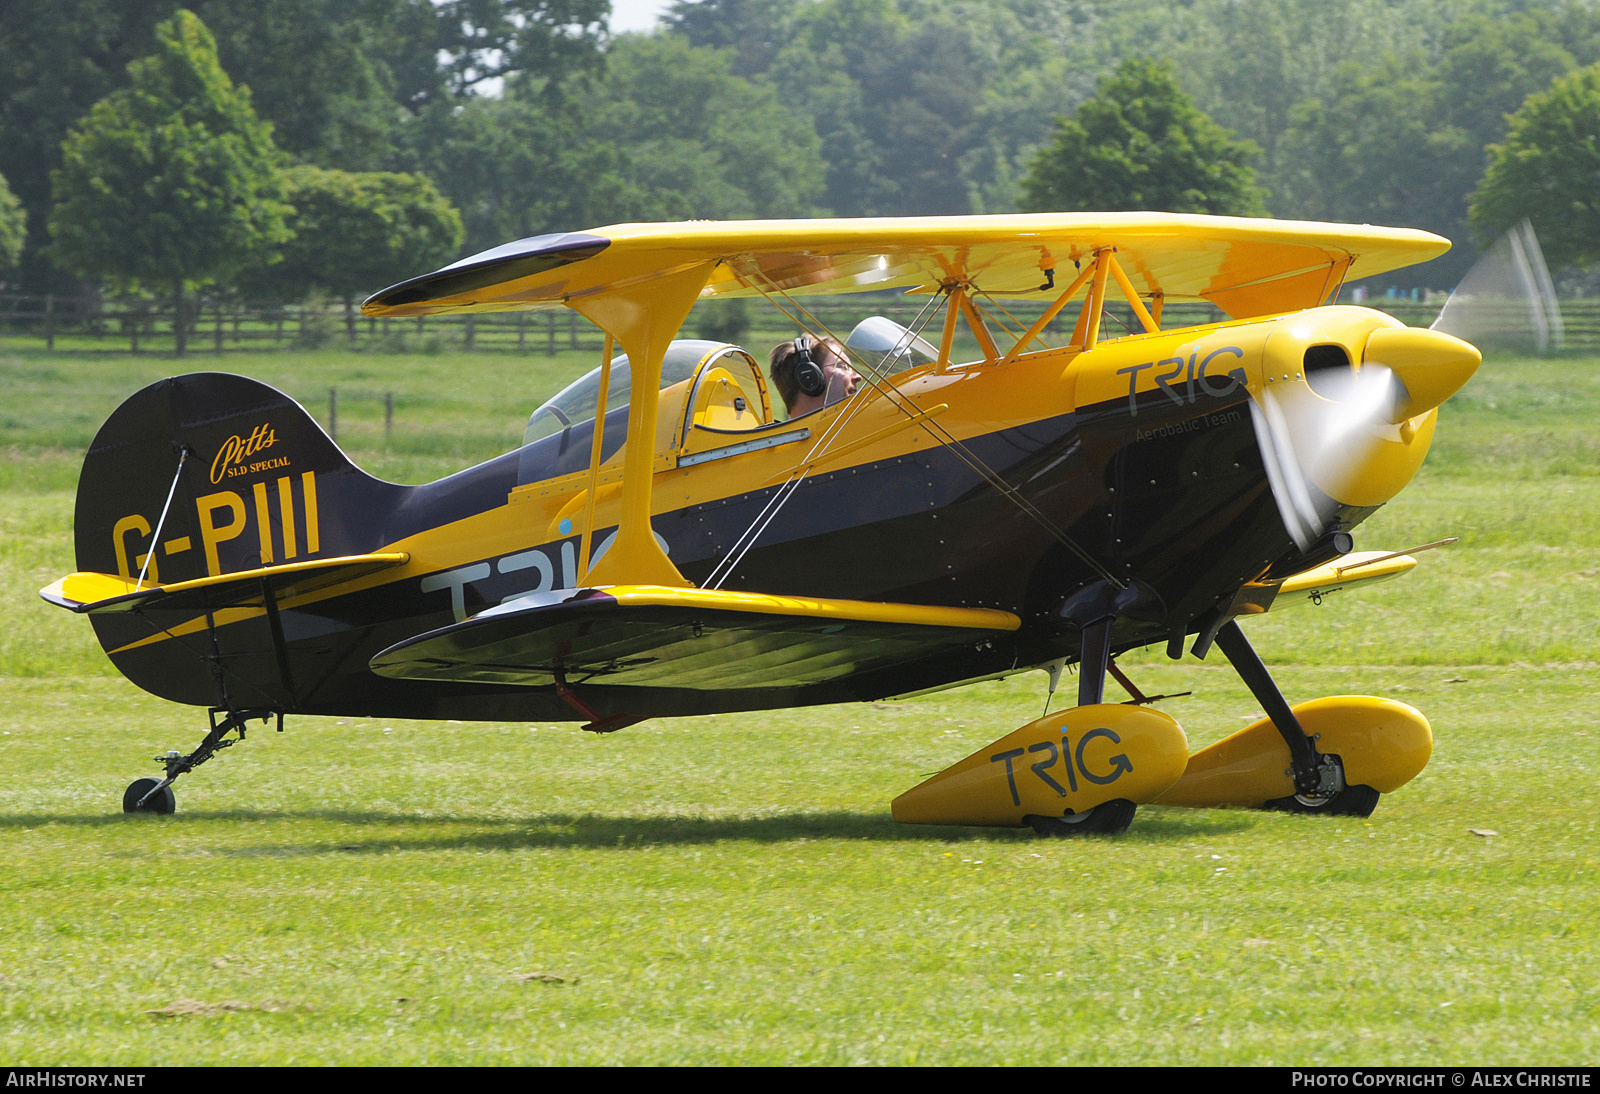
[[123, 777, 175, 815], [1025, 799, 1137, 837], [1261, 784, 1380, 818]]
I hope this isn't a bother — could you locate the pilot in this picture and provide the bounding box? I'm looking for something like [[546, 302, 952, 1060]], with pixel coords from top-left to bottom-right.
[[769, 333, 862, 417]]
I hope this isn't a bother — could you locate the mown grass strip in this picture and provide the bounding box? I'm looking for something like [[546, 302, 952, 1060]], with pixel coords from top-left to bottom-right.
[[0, 348, 1594, 1062]]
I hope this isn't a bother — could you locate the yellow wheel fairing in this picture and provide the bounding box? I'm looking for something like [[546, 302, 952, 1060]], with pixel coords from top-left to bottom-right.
[[1154, 695, 1432, 808], [892, 704, 1189, 828]]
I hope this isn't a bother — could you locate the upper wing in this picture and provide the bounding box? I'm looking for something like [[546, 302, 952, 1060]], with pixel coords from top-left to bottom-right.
[[362, 213, 1450, 322], [369, 584, 1019, 691]]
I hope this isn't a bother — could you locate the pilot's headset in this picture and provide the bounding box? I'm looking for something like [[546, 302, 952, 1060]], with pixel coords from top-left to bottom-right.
[[791, 333, 828, 398]]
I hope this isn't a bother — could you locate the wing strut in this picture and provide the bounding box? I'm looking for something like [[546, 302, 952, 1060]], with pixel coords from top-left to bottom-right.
[[1001, 261, 1095, 362], [1107, 255, 1161, 334], [567, 261, 714, 588], [1075, 247, 1115, 349], [953, 288, 1000, 361], [1000, 248, 1164, 361], [936, 289, 960, 367], [575, 332, 615, 585]]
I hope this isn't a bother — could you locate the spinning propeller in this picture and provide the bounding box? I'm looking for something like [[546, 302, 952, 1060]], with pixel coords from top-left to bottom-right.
[[1431, 219, 1563, 356], [1250, 267, 1503, 554], [1248, 223, 1553, 552]]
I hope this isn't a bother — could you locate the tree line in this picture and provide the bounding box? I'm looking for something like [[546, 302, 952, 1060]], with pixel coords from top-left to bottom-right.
[[3, 0, 1599, 346]]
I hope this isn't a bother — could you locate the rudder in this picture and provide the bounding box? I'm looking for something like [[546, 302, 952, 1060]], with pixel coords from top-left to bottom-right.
[[76, 373, 383, 584], [74, 373, 406, 707]]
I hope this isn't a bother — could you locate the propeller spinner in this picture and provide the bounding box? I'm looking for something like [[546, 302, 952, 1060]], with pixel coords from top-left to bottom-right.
[[1249, 310, 1480, 553]]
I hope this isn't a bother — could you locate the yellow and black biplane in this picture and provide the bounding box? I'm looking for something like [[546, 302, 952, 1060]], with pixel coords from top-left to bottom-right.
[[42, 213, 1479, 833]]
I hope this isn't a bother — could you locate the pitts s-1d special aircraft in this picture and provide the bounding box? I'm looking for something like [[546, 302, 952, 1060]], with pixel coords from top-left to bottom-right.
[[42, 213, 1480, 833]]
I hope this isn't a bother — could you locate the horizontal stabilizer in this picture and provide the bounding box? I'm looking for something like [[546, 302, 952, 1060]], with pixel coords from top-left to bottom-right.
[[370, 584, 1019, 690], [41, 553, 410, 615]]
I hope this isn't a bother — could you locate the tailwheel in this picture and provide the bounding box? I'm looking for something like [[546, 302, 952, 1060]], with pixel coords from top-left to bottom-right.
[[1262, 784, 1381, 818], [117, 707, 280, 816], [123, 777, 175, 815], [1025, 799, 1137, 837]]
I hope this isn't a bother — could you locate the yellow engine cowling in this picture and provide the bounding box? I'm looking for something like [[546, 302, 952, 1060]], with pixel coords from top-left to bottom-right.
[[892, 704, 1190, 827], [1154, 695, 1432, 809], [1254, 307, 1479, 511]]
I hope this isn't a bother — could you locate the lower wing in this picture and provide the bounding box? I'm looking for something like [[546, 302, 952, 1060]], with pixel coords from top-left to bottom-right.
[[369, 585, 1020, 690]]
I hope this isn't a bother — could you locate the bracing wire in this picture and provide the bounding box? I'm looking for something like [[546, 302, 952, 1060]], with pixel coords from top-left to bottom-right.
[[711, 267, 1125, 590], [749, 274, 1123, 587], [136, 448, 189, 592], [704, 285, 948, 589], [704, 287, 949, 589], [970, 288, 1055, 353]]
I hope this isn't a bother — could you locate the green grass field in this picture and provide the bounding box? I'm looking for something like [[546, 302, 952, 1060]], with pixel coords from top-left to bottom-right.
[[0, 343, 1595, 1063]]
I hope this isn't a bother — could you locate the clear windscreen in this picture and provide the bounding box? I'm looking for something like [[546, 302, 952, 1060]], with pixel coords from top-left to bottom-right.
[[683, 350, 769, 431], [845, 316, 940, 374], [523, 339, 725, 447]]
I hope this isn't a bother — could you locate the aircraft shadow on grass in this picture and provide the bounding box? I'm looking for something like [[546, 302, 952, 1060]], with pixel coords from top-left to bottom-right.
[[0, 807, 1256, 853]]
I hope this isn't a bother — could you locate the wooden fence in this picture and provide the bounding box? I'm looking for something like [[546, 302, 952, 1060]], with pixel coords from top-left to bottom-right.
[[2, 290, 1596, 356], [0, 293, 610, 355]]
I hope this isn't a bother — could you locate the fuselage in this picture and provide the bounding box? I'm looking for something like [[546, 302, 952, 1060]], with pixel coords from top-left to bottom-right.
[[83, 305, 1449, 723]]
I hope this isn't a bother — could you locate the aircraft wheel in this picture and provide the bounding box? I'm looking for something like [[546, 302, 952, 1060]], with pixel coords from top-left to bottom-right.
[[1262, 784, 1379, 818], [1025, 799, 1136, 837], [123, 777, 175, 815]]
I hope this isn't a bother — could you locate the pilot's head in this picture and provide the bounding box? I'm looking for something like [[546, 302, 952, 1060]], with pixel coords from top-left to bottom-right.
[[769, 334, 861, 417]]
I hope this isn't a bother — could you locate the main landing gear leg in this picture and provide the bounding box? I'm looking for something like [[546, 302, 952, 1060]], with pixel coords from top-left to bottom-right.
[[1212, 621, 1377, 816], [122, 707, 280, 815], [1026, 583, 1146, 837], [1062, 579, 1146, 706], [1077, 612, 1113, 707]]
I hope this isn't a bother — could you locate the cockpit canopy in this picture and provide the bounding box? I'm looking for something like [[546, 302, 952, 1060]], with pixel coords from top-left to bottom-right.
[[518, 340, 773, 485], [515, 318, 933, 486]]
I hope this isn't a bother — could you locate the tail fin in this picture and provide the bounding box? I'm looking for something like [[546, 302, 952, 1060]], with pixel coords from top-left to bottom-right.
[[76, 373, 396, 585], [71, 373, 410, 709]]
